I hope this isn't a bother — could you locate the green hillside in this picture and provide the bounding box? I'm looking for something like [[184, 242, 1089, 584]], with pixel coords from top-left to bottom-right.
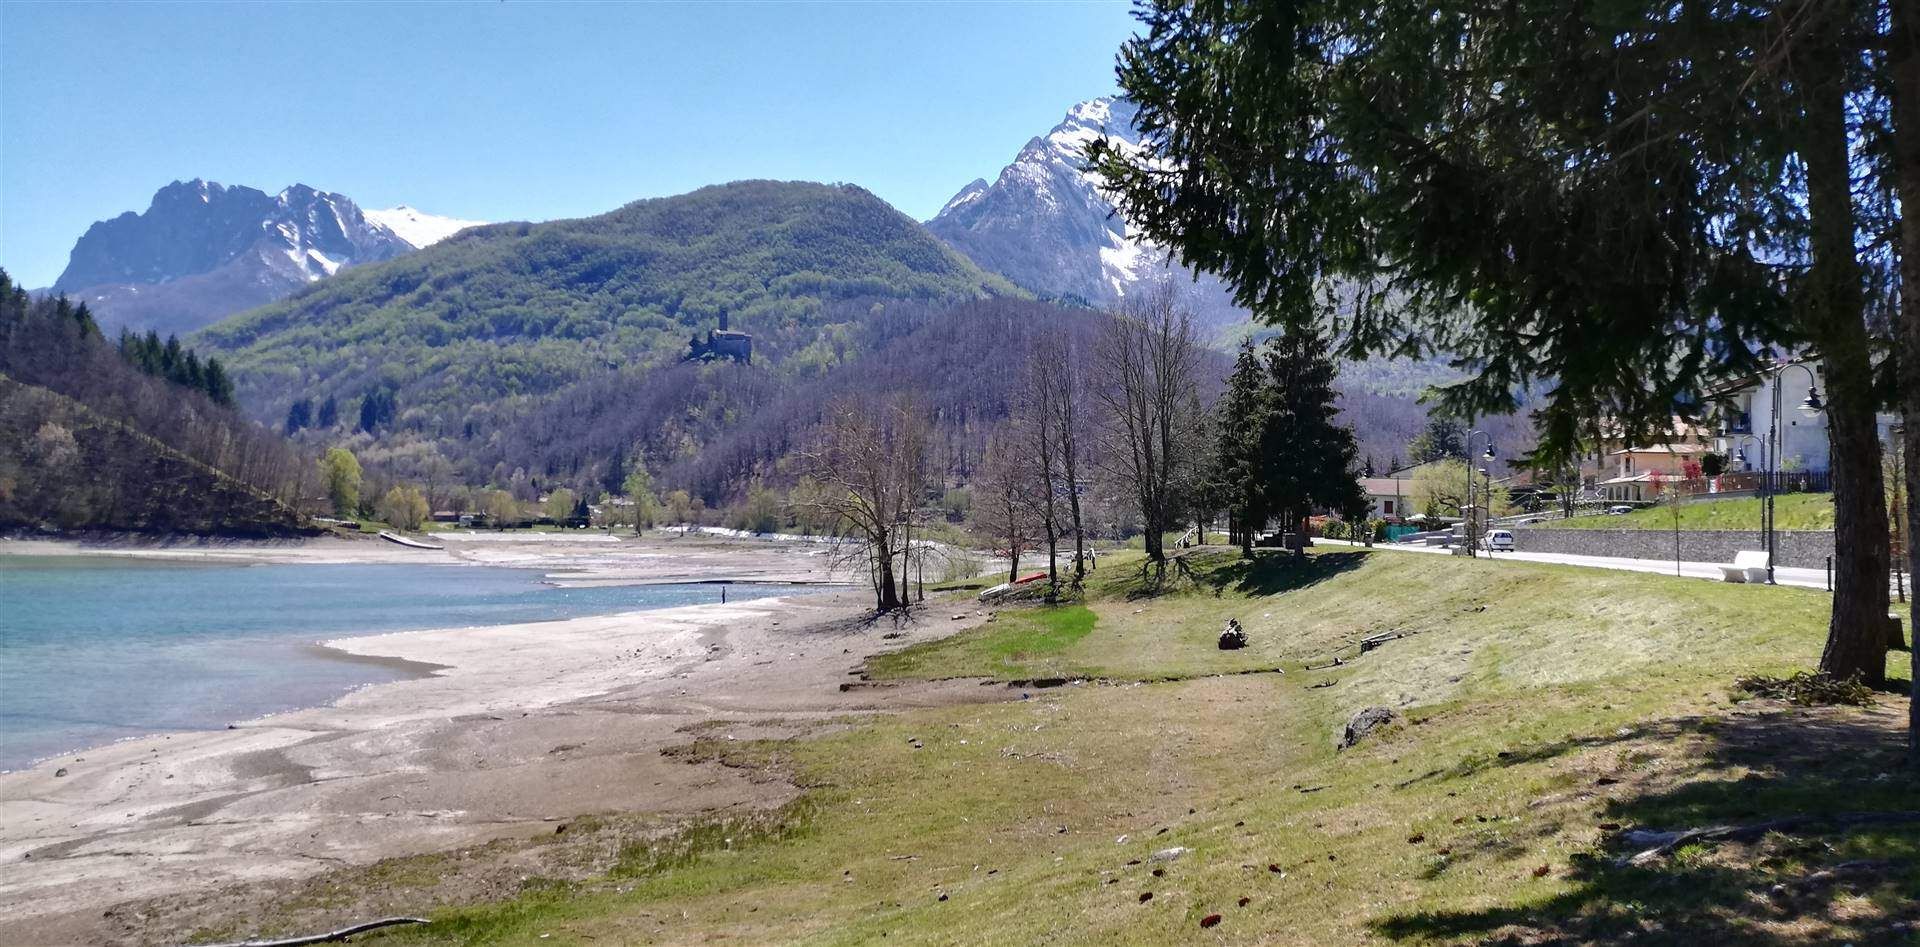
[[0, 376, 311, 536], [198, 181, 1021, 421]]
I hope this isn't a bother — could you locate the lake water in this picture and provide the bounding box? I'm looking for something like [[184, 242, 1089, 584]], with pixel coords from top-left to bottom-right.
[[0, 557, 795, 771]]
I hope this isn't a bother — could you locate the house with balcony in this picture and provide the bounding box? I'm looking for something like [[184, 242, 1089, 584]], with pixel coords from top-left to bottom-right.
[[1704, 355, 1898, 479], [1596, 444, 1710, 502]]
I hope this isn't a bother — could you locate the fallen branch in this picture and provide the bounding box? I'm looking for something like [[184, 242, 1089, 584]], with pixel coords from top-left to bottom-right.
[[1360, 631, 1407, 653], [1615, 812, 1920, 866], [185, 917, 429, 947]]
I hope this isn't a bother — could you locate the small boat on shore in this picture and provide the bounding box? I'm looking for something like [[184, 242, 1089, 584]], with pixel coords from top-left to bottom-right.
[[378, 531, 445, 550]]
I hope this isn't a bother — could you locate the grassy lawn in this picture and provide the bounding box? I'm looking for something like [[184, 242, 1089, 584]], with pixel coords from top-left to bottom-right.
[[349, 548, 1914, 946], [1538, 493, 1834, 531]]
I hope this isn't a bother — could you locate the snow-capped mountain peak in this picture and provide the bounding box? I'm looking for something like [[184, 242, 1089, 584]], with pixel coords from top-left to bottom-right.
[[925, 96, 1241, 327], [364, 205, 487, 249], [51, 180, 429, 336]]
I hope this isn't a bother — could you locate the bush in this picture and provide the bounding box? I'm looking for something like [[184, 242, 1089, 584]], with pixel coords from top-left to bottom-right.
[[378, 484, 430, 531]]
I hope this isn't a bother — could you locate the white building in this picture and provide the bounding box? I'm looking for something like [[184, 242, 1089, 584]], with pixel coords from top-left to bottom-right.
[[1708, 356, 1898, 475]]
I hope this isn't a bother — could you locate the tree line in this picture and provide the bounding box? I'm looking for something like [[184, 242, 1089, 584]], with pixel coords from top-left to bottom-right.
[[0, 268, 315, 532], [115, 329, 235, 406]]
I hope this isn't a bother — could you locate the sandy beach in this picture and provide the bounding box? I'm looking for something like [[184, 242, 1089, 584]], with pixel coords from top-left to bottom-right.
[[0, 532, 995, 944]]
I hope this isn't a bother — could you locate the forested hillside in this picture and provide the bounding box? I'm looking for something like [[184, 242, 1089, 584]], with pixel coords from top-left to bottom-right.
[[199, 181, 1020, 431], [0, 270, 313, 536], [174, 179, 1523, 521]]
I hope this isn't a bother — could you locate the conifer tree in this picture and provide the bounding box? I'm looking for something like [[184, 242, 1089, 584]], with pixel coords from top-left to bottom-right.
[[286, 398, 312, 433], [1259, 324, 1365, 554], [1210, 339, 1273, 555]]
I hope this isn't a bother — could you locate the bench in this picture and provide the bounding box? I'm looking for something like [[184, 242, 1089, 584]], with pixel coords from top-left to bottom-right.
[[1720, 550, 1769, 584]]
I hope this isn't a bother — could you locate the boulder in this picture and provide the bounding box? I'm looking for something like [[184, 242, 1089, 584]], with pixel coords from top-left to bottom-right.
[[1337, 706, 1399, 750]]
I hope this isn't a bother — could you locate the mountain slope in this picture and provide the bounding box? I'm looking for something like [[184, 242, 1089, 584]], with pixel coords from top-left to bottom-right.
[[0, 270, 314, 536], [200, 180, 1020, 435], [0, 377, 310, 536], [51, 180, 476, 337], [926, 98, 1246, 331]]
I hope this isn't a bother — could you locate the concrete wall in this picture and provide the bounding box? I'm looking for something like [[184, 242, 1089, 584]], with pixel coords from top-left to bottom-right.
[[1510, 527, 1836, 570]]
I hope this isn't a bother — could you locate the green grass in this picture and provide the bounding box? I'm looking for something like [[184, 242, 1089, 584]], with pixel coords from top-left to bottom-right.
[[1538, 492, 1834, 531], [867, 605, 1096, 680], [354, 548, 1916, 946]]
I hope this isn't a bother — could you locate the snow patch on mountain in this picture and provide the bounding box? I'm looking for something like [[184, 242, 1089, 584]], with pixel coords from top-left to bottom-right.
[[365, 206, 487, 249], [926, 97, 1244, 329], [51, 179, 421, 336]]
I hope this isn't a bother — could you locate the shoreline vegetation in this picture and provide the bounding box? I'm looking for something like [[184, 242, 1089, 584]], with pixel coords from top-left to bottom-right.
[[6, 534, 1915, 945]]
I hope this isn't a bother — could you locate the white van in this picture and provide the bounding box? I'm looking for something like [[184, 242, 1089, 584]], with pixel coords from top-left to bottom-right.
[[1483, 529, 1515, 552]]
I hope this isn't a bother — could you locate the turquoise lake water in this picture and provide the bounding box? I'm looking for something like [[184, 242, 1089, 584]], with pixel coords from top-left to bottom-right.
[[0, 557, 794, 771]]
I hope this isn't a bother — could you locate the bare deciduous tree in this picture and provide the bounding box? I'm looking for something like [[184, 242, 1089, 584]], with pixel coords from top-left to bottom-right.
[[1095, 286, 1205, 572], [795, 395, 929, 612], [1017, 351, 1063, 598], [971, 430, 1040, 584], [1037, 332, 1090, 584]]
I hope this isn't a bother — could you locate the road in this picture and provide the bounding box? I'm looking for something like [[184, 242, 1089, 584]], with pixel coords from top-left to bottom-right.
[[1315, 537, 1850, 591]]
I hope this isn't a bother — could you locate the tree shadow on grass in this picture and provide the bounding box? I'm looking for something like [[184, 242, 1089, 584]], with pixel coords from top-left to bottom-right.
[[1104, 547, 1372, 601], [1371, 702, 1920, 945], [1204, 549, 1370, 597]]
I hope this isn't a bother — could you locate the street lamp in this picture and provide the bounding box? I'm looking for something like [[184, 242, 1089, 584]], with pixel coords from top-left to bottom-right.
[[1465, 430, 1496, 556], [1725, 431, 1765, 558], [1763, 359, 1824, 584]]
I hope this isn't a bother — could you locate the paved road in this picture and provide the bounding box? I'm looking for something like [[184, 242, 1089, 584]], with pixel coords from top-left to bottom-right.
[[1315, 537, 1850, 591]]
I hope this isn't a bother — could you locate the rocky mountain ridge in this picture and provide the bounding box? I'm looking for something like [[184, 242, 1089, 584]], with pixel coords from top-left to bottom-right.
[[51, 179, 480, 337]]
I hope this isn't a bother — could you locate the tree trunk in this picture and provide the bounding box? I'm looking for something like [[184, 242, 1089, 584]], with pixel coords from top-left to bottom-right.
[[1068, 474, 1086, 586], [876, 532, 901, 612], [1888, 0, 1920, 764], [1044, 522, 1059, 602], [1803, 13, 1891, 686]]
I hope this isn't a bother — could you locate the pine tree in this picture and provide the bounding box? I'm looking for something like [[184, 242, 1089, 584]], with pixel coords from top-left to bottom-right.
[[286, 398, 313, 433], [317, 395, 338, 429], [1407, 415, 1465, 465], [201, 357, 234, 406], [1260, 324, 1365, 556], [1209, 340, 1273, 555]]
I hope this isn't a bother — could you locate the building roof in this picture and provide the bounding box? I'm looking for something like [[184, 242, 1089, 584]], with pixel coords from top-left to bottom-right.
[[1607, 444, 1707, 456], [1384, 458, 1453, 477], [1361, 477, 1409, 496]]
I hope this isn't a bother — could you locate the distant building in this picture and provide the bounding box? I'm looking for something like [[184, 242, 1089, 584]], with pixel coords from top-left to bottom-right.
[[1596, 444, 1710, 502], [1705, 355, 1897, 476], [685, 311, 752, 364], [1364, 459, 1474, 520], [1362, 476, 1411, 519]]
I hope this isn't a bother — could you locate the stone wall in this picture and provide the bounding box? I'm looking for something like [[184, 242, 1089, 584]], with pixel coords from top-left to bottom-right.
[[1510, 527, 1836, 569]]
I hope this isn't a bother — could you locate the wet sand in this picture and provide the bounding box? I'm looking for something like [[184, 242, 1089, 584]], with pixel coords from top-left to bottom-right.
[[0, 533, 993, 943]]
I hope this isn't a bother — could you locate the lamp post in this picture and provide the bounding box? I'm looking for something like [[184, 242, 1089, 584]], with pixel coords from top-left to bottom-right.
[[1763, 360, 1825, 584], [1464, 431, 1496, 557], [1726, 431, 1765, 554]]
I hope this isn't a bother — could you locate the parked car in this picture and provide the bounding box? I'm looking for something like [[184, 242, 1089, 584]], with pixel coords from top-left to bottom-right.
[[1483, 529, 1515, 552], [1607, 505, 1635, 515]]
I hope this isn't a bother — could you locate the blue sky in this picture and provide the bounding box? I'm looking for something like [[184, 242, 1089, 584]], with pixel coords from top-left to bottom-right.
[[0, 1, 1139, 288]]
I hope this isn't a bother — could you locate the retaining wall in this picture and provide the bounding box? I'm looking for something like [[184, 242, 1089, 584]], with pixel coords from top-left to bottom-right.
[[1510, 527, 1837, 570]]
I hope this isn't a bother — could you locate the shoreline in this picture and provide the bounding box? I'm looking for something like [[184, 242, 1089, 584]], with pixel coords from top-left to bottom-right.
[[0, 532, 982, 944]]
